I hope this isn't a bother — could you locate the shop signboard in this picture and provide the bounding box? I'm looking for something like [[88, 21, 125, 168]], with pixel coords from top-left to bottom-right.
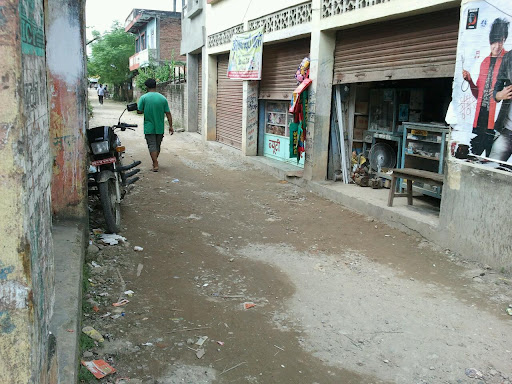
[[227, 27, 264, 80], [448, 0, 512, 164]]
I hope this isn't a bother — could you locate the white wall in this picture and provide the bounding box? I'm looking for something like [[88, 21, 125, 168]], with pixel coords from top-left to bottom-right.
[[206, 0, 300, 34]]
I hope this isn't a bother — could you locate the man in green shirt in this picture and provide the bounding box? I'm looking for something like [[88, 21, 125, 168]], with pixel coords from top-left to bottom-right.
[[137, 78, 174, 172]]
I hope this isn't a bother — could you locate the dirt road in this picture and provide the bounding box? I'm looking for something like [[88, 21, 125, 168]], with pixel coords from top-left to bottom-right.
[[82, 91, 512, 384]]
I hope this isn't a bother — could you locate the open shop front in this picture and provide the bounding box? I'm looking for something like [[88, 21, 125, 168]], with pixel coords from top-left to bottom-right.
[[328, 8, 459, 215], [258, 38, 310, 167]]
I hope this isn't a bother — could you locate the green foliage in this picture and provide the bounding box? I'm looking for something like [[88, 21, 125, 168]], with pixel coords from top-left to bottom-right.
[[87, 22, 135, 87], [78, 364, 95, 383], [134, 62, 171, 92]]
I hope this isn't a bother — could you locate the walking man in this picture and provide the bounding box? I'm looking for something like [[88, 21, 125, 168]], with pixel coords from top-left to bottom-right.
[[137, 78, 173, 172], [98, 83, 105, 105]]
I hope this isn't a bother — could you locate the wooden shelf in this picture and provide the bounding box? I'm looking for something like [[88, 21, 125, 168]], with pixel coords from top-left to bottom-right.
[[405, 153, 439, 160], [406, 137, 442, 144]]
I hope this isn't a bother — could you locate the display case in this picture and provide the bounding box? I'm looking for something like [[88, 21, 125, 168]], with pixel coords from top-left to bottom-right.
[[400, 122, 448, 199]]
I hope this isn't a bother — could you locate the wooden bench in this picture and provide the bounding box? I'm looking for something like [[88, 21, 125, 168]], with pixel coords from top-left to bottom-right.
[[387, 168, 444, 207]]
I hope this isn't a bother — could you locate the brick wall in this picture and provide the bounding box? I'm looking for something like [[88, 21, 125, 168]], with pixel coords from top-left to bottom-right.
[[0, 0, 55, 382], [159, 17, 186, 62], [156, 82, 188, 130]]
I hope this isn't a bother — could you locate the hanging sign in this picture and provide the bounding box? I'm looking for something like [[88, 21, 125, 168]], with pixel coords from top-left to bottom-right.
[[227, 27, 264, 80], [448, 0, 512, 164]]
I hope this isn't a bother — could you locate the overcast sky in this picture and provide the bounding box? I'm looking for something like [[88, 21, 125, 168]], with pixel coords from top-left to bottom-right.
[[86, 0, 182, 40]]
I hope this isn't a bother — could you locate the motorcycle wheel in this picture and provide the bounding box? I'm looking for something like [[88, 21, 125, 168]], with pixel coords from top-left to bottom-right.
[[99, 179, 121, 233]]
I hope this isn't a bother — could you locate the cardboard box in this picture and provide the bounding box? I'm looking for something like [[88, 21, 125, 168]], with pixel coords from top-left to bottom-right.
[[355, 115, 368, 130], [355, 102, 368, 115]]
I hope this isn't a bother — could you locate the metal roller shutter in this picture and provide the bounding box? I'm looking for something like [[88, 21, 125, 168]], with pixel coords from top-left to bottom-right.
[[216, 54, 243, 149], [260, 38, 311, 100], [333, 9, 459, 84], [198, 54, 202, 134]]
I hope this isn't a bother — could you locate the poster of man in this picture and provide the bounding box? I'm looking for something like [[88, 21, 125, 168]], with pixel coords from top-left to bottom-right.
[[449, 0, 512, 165]]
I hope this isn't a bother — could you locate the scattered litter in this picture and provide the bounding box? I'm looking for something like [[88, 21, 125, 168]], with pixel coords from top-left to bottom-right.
[[170, 317, 183, 322], [202, 283, 209, 287], [124, 290, 134, 297], [217, 341, 225, 346], [195, 336, 208, 346], [99, 234, 127, 245], [112, 299, 129, 307], [229, 258, 235, 262], [91, 261, 101, 268], [66, 329, 74, 333], [82, 326, 104, 342], [92, 306, 100, 312], [465, 368, 483, 379], [220, 362, 246, 375], [187, 339, 194, 345], [136, 264, 144, 277], [281, 365, 285, 368], [168, 326, 211, 333], [274, 345, 285, 351], [101, 312, 111, 318], [99, 292, 109, 297], [92, 229, 104, 236], [243, 302, 256, 310], [384, 235, 391, 237], [142, 342, 154, 346], [82, 360, 116, 379], [133, 246, 143, 252], [116, 379, 143, 384], [196, 348, 205, 359], [111, 314, 122, 320], [172, 179, 180, 183], [506, 307, 512, 316]]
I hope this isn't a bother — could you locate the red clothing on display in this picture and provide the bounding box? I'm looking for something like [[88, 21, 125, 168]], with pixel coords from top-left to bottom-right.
[[471, 49, 506, 130]]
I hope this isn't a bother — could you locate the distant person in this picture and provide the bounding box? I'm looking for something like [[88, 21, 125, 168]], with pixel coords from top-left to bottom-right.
[[104, 85, 109, 99], [462, 18, 509, 156], [97, 83, 104, 105], [491, 49, 512, 162], [137, 78, 173, 172]]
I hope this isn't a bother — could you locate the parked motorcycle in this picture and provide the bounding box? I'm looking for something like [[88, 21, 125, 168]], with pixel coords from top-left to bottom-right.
[[87, 103, 141, 233]]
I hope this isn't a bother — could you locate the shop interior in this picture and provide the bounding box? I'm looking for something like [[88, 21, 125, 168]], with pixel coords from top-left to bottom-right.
[[328, 78, 453, 220]]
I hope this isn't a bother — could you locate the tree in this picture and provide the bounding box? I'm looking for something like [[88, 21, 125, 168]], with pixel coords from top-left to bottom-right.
[[87, 23, 135, 94]]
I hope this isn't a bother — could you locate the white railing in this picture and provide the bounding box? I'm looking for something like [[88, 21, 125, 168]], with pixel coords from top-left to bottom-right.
[[322, 0, 392, 18], [207, 24, 244, 48], [129, 49, 157, 71], [248, 1, 312, 33]]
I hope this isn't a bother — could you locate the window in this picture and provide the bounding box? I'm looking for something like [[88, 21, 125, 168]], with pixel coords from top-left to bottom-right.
[[140, 33, 146, 50], [265, 101, 292, 137]]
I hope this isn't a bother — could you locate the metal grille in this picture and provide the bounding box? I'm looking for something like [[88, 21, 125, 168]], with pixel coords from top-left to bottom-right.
[[259, 38, 311, 100], [216, 55, 243, 149], [197, 54, 202, 134], [333, 9, 459, 83], [322, 0, 392, 18], [248, 2, 312, 33]]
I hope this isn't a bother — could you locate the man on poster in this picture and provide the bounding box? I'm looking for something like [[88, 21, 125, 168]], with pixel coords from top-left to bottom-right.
[[462, 18, 508, 156], [490, 49, 512, 161]]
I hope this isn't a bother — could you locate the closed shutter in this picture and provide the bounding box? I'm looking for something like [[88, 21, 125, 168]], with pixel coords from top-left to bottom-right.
[[198, 54, 202, 134], [260, 38, 311, 100], [333, 8, 459, 84], [216, 54, 243, 149]]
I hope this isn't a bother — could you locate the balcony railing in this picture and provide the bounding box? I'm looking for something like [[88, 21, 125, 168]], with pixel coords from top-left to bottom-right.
[[322, 0, 391, 18], [129, 48, 157, 71]]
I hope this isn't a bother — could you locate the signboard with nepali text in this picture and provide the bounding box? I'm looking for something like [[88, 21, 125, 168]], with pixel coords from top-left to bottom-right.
[[227, 27, 264, 80], [447, 0, 512, 165]]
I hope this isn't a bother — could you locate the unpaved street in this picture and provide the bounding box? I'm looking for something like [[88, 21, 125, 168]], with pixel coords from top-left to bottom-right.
[[82, 91, 512, 384]]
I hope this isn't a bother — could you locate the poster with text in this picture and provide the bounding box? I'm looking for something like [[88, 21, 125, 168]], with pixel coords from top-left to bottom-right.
[[228, 27, 264, 80], [449, 0, 512, 164]]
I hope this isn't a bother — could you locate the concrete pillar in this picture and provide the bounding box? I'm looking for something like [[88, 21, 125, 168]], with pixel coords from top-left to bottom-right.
[[205, 53, 218, 141], [186, 53, 199, 132], [304, 0, 336, 181], [0, 0, 56, 382], [242, 80, 259, 156], [45, 0, 88, 220]]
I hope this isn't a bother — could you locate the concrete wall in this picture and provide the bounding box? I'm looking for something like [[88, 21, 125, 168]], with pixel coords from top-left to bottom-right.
[[180, 0, 205, 55], [46, 0, 88, 220], [155, 82, 188, 130], [439, 161, 512, 271], [0, 0, 56, 382]]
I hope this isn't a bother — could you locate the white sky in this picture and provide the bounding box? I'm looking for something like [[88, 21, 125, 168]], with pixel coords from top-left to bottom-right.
[[85, 0, 182, 41]]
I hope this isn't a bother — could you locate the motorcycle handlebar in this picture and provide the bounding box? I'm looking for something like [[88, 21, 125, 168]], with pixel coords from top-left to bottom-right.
[[113, 123, 138, 130]]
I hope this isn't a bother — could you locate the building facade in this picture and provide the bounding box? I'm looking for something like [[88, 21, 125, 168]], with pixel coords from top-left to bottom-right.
[[125, 9, 185, 72], [181, 0, 512, 271]]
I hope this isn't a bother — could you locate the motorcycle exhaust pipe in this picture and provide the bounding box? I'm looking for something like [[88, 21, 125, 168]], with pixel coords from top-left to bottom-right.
[[117, 160, 141, 172], [124, 168, 140, 179], [125, 176, 140, 186]]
